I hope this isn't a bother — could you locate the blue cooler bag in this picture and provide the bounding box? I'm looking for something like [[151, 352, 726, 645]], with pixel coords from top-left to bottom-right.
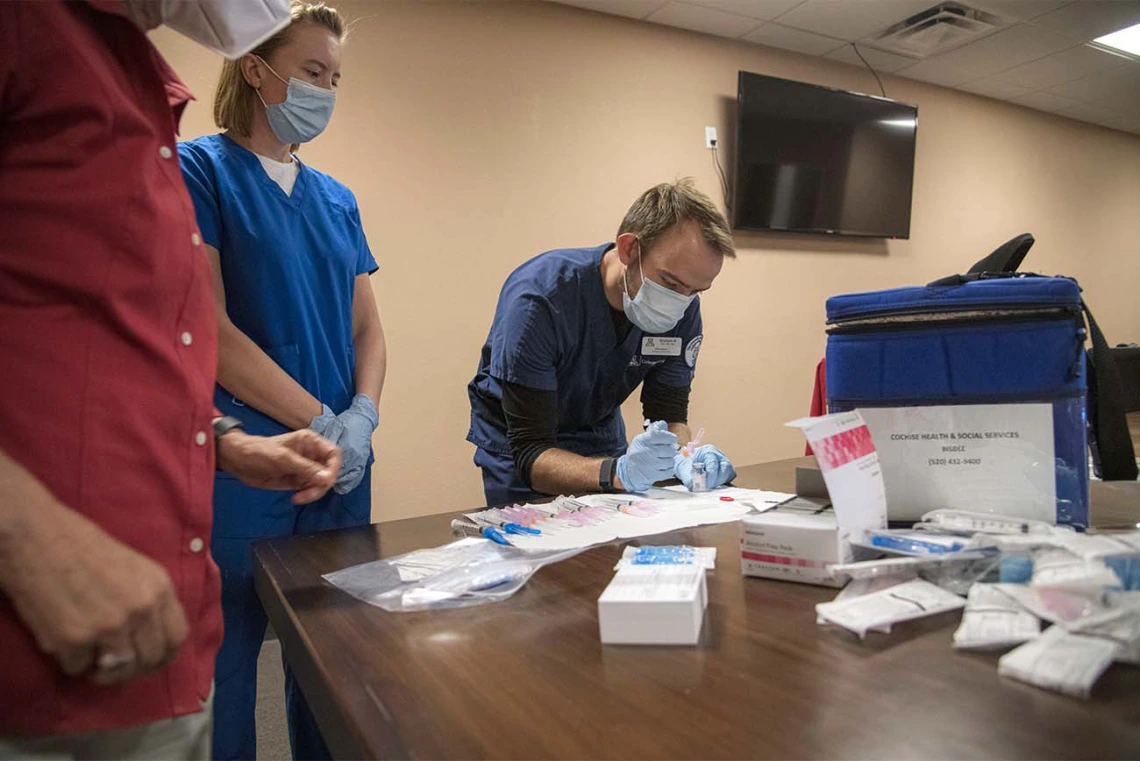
[[825, 273, 1136, 529]]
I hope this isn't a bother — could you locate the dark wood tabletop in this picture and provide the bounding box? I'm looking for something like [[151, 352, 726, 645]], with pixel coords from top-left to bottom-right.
[[254, 457, 1140, 761]]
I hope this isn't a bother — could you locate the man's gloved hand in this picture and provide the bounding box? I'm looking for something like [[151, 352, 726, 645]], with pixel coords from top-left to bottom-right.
[[324, 394, 378, 495], [616, 420, 678, 493], [674, 444, 737, 490]]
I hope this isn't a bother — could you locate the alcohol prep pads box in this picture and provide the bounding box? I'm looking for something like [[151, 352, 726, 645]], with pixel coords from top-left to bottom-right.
[[741, 498, 846, 588]]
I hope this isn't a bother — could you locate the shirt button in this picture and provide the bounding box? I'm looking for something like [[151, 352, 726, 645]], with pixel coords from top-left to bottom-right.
[[189, 537, 205, 553], [191, 232, 201, 246], [181, 331, 193, 346], [159, 145, 173, 159], [195, 430, 208, 446]]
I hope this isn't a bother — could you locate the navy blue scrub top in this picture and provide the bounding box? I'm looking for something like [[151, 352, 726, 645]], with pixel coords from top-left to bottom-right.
[[467, 244, 703, 458], [178, 134, 377, 436]]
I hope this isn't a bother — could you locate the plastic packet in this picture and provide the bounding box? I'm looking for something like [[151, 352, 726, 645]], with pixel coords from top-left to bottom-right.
[[998, 626, 1120, 699], [322, 538, 584, 612], [614, 545, 716, 570], [864, 529, 966, 556], [952, 583, 1040, 651], [1060, 591, 1140, 665], [816, 574, 912, 633], [916, 509, 1059, 537], [1030, 549, 1121, 590], [815, 579, 965, 639]]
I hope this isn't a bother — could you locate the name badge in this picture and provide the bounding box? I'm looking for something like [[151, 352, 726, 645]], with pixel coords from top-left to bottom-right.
[[641, 336, 682, 357]]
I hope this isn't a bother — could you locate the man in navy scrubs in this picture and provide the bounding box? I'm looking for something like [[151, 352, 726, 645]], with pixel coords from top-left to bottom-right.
[[468, 179, 739, 505]]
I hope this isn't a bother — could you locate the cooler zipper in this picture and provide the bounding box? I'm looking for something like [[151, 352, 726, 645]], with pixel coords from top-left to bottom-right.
[[826, 305, 1080, 335]]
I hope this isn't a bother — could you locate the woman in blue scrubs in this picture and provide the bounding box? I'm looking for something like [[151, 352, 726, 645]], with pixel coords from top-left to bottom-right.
[[177, 4, 386, 760]]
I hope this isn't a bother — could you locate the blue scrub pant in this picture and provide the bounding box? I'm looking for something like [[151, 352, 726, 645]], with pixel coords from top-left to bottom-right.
[[474, 448, 544, 507], [210, 467, 371, 761]]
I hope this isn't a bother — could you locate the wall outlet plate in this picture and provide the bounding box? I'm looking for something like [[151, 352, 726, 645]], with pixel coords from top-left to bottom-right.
[[705, 126, 718, 148]]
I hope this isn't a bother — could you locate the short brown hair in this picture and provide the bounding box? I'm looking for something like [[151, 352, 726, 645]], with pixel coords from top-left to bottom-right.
[[617, 179, 735, 259], [213, 2, 346, 137]]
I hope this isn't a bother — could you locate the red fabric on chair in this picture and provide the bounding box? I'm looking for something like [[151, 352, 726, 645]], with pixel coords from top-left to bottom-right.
[[805, 357, 827, 455]]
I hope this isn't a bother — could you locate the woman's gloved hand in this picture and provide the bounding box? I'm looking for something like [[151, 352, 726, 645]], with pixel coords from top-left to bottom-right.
[[616, 420, 678, 493], [674, 444, 736, 490], [321, 395, 378, 495], [308, 403, 338, 439]]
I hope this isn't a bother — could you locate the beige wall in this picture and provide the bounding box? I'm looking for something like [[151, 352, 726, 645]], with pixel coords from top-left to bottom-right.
[[151, 1, 1140, 522]]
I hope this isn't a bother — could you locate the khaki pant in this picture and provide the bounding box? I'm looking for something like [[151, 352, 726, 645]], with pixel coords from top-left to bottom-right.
[[0, 689, 212, 761]]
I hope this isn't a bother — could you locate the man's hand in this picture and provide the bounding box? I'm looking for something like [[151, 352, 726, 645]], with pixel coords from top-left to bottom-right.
[[217, 429, 341, 504], [0, 453, 189, 685]]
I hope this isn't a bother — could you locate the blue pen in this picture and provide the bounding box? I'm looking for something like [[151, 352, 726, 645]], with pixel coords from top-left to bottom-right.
[[503, 522, 542, 536]]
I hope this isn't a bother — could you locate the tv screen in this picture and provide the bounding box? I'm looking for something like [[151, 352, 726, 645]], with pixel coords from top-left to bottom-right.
[[733, 71, 918, 238]]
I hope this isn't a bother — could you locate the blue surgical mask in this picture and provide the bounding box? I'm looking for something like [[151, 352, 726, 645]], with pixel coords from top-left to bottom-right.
[[621, 241, 695, 334], [256, 57, 336, 144]]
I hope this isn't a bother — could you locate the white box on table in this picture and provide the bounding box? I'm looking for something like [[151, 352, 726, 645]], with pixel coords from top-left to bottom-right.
[[740, 501, 845, 588], [597, 565, 707, 645]]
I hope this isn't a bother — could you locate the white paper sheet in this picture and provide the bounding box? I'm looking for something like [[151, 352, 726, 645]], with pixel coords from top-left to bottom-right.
[[501, 487, 792, 552], [953, 583, 1040, 650], [998, 626, 1120, 699], [857, 403, 1056, 522], [787, 411, 887, 552], [814, 578, 965, 638]]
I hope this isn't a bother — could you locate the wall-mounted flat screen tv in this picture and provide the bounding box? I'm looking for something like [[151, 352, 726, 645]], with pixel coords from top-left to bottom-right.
[[733, 71, 918, 238]]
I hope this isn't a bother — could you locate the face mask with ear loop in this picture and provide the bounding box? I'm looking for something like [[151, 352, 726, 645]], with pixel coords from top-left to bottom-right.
[[151, 0, 293, 59], [621, 239, 696, 334], [254, 56, 337, 145]]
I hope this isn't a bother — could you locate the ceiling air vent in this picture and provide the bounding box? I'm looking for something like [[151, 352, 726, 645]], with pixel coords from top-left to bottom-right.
[[869, 2, 1006, 59]]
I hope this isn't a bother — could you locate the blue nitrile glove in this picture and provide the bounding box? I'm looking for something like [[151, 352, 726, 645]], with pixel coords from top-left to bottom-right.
[[326, 394, 379, 495], [308, 403, 338, 438], [616, 421, 678, 493], [674, 444, 737, 490]]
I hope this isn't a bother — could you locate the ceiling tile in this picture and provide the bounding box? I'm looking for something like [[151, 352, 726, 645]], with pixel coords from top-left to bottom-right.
[[1029, 0, 1140, 41], [742, 21, 846, 54], [898, 60, 980, 87], [1046, 61, 1140, 104], [993, 43, 1131, 87], [968, 1, 1070, 22], [825, 42, 916, 72], [770, 0, 933, 42], [682, 0, 805, 20], [1098, 112, 1140, 135], [1057, 101, 1121, 123], [549, 0, 667, 20], [895, 22, 1076, 85], [1010, 89, 1083, 112], [645, 1, 762, 37], [957, 77, 1037, 100]]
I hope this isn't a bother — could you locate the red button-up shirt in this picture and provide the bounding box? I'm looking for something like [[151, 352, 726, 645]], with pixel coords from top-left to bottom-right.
[[0, 1, 222, 734]]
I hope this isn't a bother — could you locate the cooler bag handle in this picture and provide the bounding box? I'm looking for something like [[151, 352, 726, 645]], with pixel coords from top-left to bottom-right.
[[925, 269, 1137, 482], [1082, 302, 1139, 482], [967, 233, 1034, 276]]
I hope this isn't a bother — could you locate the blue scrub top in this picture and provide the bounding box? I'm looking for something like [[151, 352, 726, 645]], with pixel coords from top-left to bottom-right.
[[178, 134, 377, 436], [467, 244, 703, 458]]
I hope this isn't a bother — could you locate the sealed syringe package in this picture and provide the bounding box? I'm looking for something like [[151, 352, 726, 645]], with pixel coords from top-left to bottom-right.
[[323, 538, 583, 612]]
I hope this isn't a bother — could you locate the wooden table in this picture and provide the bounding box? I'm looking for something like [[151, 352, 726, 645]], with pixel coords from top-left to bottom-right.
[[254, 458, 1140, 760]]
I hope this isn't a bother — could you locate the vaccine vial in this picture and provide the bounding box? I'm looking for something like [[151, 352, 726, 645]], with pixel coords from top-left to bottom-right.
[[691, 461, 708, 492]]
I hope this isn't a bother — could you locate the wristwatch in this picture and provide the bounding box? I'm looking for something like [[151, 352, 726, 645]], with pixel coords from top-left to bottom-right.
[[212, 415, 245, 440], [599, 457, 620, 493]]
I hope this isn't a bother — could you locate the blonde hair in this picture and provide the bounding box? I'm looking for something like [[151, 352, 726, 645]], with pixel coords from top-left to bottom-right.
[[618, 179, 735, 259], [213, 2, 346, 137]]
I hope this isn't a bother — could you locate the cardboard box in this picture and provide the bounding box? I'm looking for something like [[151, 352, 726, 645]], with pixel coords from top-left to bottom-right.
[[741, 501, 845, 587], [598, 565, 707, 645], [740, 467, 850, 588]]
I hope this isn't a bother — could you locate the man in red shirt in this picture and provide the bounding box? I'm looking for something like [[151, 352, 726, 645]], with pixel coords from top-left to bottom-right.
[[0, 1, 342, 758]]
